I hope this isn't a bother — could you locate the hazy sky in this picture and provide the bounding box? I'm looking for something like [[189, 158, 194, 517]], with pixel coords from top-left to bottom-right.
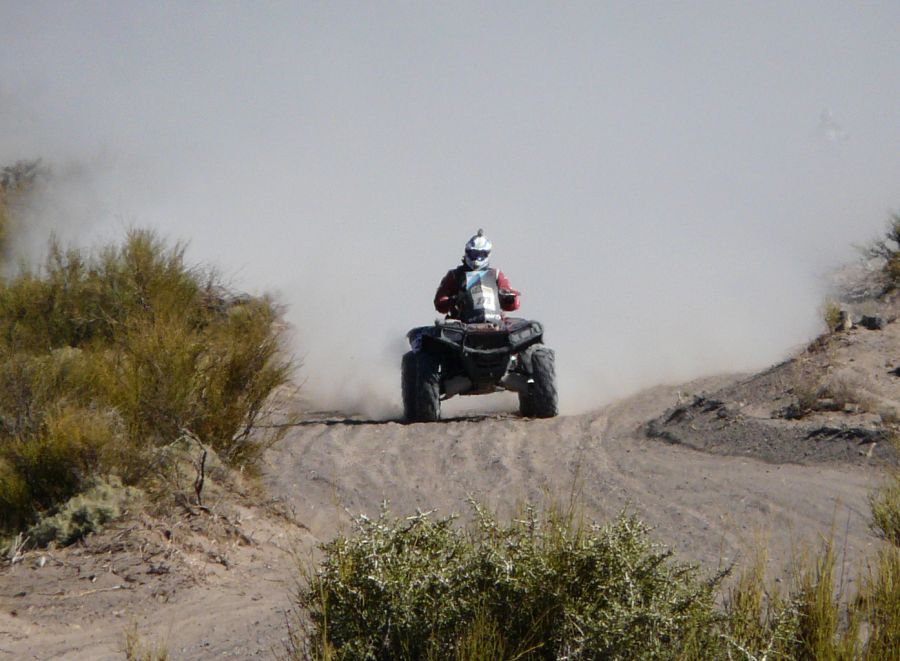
[[2, 2, 899, 414]]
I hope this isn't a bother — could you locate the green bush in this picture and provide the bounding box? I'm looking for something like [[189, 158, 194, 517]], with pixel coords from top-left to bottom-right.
[[291, 504, 721, 661], [0, 228, 292, 540], [290, 503, 900, 660]]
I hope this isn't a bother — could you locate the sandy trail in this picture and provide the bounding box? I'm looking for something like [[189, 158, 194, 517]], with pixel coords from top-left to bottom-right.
[[3, 378, 885, 659], [265, 378, 881, 582]]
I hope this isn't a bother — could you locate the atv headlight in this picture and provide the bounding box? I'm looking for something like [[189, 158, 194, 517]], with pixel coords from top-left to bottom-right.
[[510, 327, 536, 345]]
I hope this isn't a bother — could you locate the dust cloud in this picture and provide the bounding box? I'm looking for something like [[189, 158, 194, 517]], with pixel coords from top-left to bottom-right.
[[3, 4, 900, 417]]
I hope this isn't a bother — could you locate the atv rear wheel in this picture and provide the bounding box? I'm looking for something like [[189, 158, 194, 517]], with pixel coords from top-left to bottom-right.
[[520, 345, 558, 418], [402, 351, 441, 422]]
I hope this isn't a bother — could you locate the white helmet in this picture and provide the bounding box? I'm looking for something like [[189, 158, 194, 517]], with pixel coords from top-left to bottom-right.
[[464, 229, 492, 270]]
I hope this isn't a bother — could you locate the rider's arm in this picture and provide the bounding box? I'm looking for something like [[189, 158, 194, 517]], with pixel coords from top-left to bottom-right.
[[497, 271, 520, 311], [434, 271, 458, 314]]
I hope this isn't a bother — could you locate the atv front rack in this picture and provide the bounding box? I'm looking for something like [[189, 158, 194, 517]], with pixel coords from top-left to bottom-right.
[[408, 317, 543, 356]]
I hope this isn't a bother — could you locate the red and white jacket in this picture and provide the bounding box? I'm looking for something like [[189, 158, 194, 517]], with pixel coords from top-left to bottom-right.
[[433, 265, 520, 317]]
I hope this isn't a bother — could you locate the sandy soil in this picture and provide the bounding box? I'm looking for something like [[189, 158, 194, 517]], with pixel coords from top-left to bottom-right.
[[2, 324, 895, 659], [265, 377, 882, 580], [0, 501, 313, 660]]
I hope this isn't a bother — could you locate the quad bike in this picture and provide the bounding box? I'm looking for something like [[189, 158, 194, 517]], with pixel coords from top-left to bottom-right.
[[402, 270, 558, 422]]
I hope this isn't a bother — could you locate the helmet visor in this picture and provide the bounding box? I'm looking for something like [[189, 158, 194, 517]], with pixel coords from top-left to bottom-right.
[[466, 248, 490, 261]]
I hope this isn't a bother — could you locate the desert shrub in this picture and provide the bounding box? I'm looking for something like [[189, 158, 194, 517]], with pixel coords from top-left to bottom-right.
[[786, 374, 869, 419], [0, 228, 292, 540], [0, 232, 211, 352], [862, 212, 900, 294], [821, 301, 844, 333], [0, 194, 7, 251], [291, 504, 722, 661], [0, 405, 122, 532], [787, 377, 822, 419], [0, 160, 42, 256], [27, 476, 140, 547], [290, 503, 900, 661]]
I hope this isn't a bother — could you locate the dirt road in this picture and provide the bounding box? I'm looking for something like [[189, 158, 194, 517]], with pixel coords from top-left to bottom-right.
[[3, 377, 885, 659]]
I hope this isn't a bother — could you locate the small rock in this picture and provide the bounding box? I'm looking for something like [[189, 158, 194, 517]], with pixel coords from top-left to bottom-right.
[[858, 315, 885, 330]]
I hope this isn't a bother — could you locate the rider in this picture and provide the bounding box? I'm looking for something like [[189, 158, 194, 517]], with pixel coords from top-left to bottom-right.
[[434, 229, 520, 321]]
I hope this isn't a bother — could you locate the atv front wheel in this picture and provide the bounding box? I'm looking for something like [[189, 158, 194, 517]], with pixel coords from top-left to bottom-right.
[[401, 351, 441, 422], [401, 351, 416, 420], [518, 391, 534, 418], [520, 345, 558, 418]]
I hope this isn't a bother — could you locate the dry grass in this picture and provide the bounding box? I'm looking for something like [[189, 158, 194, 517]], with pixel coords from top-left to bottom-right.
[[870, 475, 900, 548], [856, 547, 900, 658], [722, 541, 857, 661], [123, 621, 169, 661], [786, 372, 871, 419], [870, 434, 900, 548]]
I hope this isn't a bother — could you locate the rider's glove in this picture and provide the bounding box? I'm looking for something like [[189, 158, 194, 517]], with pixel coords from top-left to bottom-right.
[[499, 289, 516, 306]]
